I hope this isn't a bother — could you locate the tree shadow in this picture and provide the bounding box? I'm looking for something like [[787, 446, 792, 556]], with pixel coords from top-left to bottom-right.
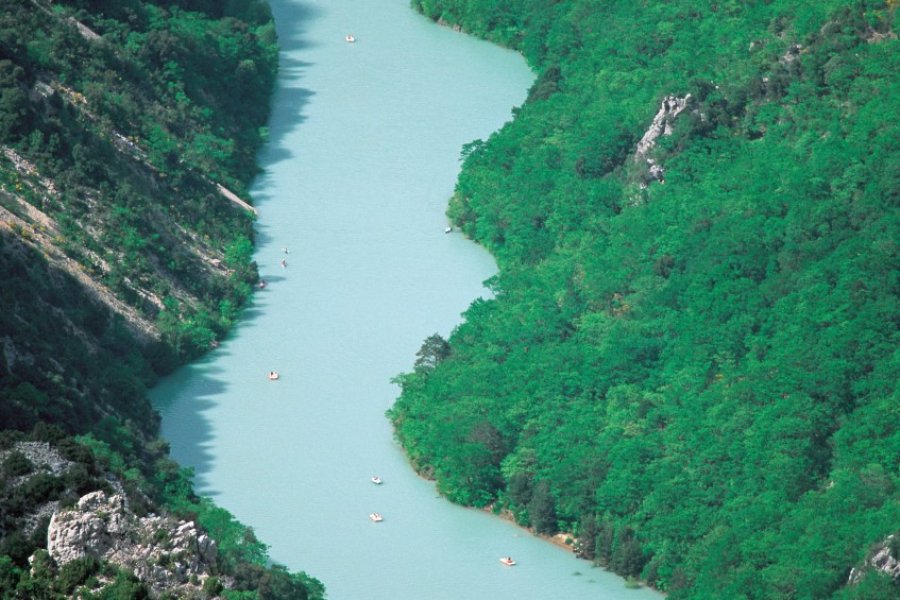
[[152, 362, 229, 495], [154, 0, 321, 492], [252, 0, 321, 209]]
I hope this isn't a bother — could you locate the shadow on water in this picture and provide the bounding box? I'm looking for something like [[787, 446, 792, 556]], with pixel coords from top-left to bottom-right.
[[252, 0, 321, 212], [154, 0, 321, 492], [251, 1, 322, 252], [153, 363, 229, 496]]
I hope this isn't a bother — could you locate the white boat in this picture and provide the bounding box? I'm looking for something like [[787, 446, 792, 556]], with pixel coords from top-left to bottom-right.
[[371, 476, 383, 485], [369, 512, 383, 522], [267, 371, 280, 380], [499, 557, 516, 566], [444, 226, 452, 234], [345, 34, 356, 43]]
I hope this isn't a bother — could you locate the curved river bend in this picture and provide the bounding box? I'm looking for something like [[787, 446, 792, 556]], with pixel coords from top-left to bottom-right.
[[152, 1, 661, 598]]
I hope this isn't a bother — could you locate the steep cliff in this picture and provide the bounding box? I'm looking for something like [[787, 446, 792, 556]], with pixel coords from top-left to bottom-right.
[[0, 1, 323, 597]]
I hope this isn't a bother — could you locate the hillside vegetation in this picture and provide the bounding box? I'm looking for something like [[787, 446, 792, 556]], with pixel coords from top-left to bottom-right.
[[0, 0, 322, 597], [390, 1, 899, 597]]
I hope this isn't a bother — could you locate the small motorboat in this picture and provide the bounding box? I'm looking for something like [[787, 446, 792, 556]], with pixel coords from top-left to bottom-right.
[[499, 557, 516, 566], [258, 280, 267, 289], [369, 512, 383, 522], [268, 371, 280, 381], [345, 34, 356, 43], [444, 226, 452, 234], [371, 476, 383, 485]]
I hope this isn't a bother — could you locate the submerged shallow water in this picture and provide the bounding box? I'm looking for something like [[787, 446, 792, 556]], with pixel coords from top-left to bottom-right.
[[152, 1, 661, 598]]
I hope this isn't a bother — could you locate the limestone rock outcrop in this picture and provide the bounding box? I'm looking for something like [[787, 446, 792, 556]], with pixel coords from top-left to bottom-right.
[[634, 94, 691, 187], [848, 535, 900, 584], [47, 490, 225, 597]]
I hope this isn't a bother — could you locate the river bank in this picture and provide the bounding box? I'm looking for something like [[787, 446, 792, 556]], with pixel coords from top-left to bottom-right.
[[153, 2, 661, 598]]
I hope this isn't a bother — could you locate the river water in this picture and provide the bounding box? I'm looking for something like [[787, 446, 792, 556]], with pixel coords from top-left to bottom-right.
[[152, 1, 660, 598]]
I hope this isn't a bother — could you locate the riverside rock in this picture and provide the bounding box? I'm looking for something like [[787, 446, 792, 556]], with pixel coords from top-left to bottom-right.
[[47, 490, 225, 597]]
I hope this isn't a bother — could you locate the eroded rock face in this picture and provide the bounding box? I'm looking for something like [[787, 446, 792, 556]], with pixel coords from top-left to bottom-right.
[[634, 94, 691, 186], [848, 535, 900, 584], [48, 490, 224, 597]]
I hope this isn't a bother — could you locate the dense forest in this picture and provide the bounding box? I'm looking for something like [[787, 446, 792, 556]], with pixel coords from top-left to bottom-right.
[[391, 0, 899, 598], [0, 0, 321, 597]]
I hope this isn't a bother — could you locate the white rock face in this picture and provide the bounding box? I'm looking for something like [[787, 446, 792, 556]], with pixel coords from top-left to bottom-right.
[[634, 94, 691, 186], [848, 535, 900, 584], [47, 490, 223, 597], [2, 441, 70, 477]]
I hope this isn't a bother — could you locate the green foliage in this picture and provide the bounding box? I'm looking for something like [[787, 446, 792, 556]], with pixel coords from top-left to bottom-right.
[[0, 0, 268, 369], [414, 333, 451, 372], [394, 0, 900, 597], [202, 575, 224, 597], [527, 480, 557, 535], [95, 570, 151, 599], [0, 0, 321, 597], [3, 549, 151, 599], [0, 59, 29, 140], [0, 556, 20, 593], [1, 451, 32, 478], [225, 562, 325, 600], [56, 556, 101, 594]]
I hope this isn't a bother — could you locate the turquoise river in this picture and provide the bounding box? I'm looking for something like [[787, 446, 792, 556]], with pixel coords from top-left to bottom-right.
[[152, 1, 662, 598]]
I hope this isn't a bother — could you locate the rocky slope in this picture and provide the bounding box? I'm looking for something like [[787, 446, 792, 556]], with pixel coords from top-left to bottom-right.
[[0, 1, 324, 597], [48, 490, 225, 598]]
